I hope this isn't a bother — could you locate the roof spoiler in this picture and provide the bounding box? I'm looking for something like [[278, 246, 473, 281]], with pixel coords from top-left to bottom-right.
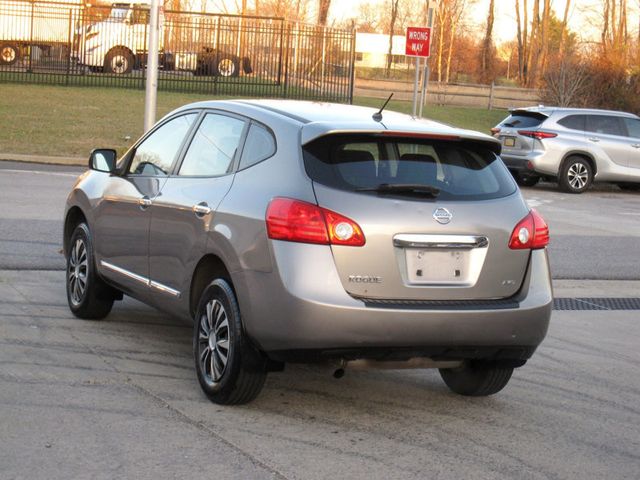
[[302, 127, 502, 155]]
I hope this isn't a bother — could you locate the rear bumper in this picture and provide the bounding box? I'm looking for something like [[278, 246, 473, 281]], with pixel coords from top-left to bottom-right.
[[235, 243, 553, 357], [501, 154, 530, 172]]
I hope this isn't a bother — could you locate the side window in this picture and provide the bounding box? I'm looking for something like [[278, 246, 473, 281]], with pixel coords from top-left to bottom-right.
[[131, 7, 149, 24], [558, 115, 585, 131], [586, 115, 624, 136], [624, 118, 640, 138], [238, 123, 276, 170], [179, 113, 246, 176], [128, 113, 197, 176]]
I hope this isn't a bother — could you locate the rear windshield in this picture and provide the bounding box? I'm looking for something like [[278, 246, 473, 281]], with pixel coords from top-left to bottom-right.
[[303, 135, 516, 201], [500, 113, 546, 129]]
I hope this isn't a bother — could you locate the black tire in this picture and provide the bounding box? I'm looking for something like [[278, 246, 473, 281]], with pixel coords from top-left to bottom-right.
[[0, 43, 20, 66], [104, 47, 134, 75], [439, 361, 513, 396], [216, 57, 239, 77], [515, 172, 541, 187], [193, 279, 266, 405], [617, 182, 640, 191], [559, 156, 593, 193], [66, 223, 116, 320]]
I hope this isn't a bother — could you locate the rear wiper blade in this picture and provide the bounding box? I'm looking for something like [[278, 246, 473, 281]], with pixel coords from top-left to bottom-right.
[[356, 183, 440, 197]]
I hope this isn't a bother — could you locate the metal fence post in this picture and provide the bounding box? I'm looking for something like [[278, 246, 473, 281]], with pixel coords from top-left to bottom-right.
[[320, 26, 326, 99], [348, 26, 356, 105]]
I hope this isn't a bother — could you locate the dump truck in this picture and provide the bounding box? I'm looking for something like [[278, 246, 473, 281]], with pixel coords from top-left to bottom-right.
[[0, 0, 81, 66], [75, 1, 252, 76]]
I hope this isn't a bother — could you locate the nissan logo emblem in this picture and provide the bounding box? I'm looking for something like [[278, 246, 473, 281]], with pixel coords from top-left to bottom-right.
[[433, 207, 452, 224]]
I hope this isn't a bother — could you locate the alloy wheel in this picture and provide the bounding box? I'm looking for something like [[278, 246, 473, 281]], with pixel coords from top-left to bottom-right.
[[67, 238, 88, 306], [567, 162, 589, 190], [197, 299, 231, 385]]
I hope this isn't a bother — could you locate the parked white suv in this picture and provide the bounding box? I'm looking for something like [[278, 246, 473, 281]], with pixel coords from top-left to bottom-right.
[[493, 107, 640, 193]]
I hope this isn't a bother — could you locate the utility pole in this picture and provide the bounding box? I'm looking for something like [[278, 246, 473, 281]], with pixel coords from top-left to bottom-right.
[[143, 0, 160, 132]]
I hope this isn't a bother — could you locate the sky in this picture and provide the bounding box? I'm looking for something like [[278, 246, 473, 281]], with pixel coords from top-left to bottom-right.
[[327, 0, 614, 44]]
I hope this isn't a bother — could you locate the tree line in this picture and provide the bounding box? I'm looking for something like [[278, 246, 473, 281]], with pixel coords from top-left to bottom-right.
[[351, 0, 639, 111]]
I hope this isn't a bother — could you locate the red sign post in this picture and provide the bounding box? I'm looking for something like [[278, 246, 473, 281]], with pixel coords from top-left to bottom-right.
[[405, 27, 431, 58]]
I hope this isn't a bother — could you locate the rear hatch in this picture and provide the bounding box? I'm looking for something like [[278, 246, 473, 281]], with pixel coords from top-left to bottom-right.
[[495, 110, 549, 156], [303, 132, 531, 301]]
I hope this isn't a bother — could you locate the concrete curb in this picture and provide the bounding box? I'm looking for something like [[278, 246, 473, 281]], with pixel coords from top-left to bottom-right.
[[0, 152, 86, 166]]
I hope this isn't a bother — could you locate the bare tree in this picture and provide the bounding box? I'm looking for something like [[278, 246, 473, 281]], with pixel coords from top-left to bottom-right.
[[479, 0, 495, 83], [354, 3, 380, 33], [515, 0, 524, 81], [385, 0, 400, 77], [559, 0, 572, 56], [317, 0, 331, 25], [542, 57, 588, 107]]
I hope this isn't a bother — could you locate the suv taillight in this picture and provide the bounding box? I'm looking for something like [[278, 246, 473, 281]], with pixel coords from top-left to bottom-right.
[[266, 197, 365, 246], [517, 130, 557, 140], [490, 127, 501, 135], [509, 209, 549, 249]]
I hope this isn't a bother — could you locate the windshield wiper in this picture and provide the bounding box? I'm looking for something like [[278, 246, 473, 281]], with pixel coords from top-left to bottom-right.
[[356, 183, 440, 197]]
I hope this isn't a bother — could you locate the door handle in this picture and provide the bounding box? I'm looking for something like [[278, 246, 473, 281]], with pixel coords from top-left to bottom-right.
[[138, 196, 152, 210], [192, 202, 211, 217], [588, 137, 600, 143]]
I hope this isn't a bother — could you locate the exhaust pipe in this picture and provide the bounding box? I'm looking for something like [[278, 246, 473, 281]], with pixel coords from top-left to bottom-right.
[[332, 357, 463, 378]]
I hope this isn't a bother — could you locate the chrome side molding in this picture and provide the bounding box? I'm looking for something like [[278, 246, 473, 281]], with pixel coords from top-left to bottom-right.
[[100, 260, 181, 297]]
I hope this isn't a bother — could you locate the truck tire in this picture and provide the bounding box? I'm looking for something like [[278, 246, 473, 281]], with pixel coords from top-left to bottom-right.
[[0, 43, 20, 66], [104, 47, 134, 75], [217, 57, 239, 77]]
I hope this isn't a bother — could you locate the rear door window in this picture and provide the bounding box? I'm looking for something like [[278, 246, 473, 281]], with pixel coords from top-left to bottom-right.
[[179, 113, 246, 176], [586, 115, 625, 136], [499, 113, 546, 129], [303, 135, 516, 201], [623, 118, 640, 138]]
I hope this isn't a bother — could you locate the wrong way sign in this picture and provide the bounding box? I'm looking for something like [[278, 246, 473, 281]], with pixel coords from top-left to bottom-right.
[[405, 27, 431, 58]]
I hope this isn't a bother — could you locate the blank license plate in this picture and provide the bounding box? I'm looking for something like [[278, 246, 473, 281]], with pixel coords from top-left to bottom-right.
[[503, 137, 516, 147], [405, 249, 470, 284]]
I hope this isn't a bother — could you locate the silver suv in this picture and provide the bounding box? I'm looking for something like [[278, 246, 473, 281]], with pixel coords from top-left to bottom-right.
[[64, 100, 552, 404], [494, 107, 640, 193]]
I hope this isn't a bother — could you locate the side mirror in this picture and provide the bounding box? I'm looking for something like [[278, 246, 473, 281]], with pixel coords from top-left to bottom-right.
[[89, 148, 117, 173]]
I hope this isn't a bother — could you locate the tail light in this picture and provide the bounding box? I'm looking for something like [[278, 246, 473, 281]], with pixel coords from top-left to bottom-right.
[[490, 127, 501, 135], [266, 197, 365, 246], [509, 209, 549, 249], [517, 130, 557, 140]]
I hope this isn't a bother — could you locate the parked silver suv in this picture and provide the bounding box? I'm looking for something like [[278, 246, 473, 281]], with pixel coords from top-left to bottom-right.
[[64, 100, 552, 404], [494, 106, 640, 193]]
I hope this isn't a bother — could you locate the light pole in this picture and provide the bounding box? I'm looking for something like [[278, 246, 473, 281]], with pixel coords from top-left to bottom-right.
[[143, 0, 160, 132]]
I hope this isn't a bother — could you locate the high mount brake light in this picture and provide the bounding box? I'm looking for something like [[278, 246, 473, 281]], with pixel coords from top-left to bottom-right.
[[509, 209, 549, 250], [266, 198, 366, 247], [517, 130, 558, 140]]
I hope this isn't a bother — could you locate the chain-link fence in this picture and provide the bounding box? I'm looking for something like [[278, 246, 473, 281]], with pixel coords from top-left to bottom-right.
[[0, 0, 355, 102]]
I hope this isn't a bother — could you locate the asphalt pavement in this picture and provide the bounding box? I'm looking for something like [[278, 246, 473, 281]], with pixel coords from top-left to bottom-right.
[[1, 160, 640, 479], [1, 271, 639, 479], [1, 160, 640, 279]]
